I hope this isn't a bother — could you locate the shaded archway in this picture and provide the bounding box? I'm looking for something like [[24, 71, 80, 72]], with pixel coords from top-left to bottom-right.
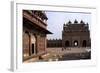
[[31, 34, 37, 54], [65, 40, 70, 47], [74, 40, 78, 47], [82, 40, 87, 47]]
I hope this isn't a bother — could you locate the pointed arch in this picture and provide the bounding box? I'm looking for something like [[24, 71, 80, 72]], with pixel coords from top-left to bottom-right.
[[82, 40, 87, 47]]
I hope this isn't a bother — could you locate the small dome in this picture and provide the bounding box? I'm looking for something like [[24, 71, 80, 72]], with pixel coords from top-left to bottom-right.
[[74, 19, 78, 23], [80, 20, 84, 24], [68, 20, 72, 24]]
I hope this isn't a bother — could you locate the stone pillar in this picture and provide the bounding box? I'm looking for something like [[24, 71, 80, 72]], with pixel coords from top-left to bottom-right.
[[37, 34, 46, 53], [29, 32, 31, 56], [44, 35, 47, 51], [36, 35, 40, 53]]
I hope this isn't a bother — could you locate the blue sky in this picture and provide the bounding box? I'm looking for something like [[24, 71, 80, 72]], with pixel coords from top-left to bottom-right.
[[46, 11, 91, 39]]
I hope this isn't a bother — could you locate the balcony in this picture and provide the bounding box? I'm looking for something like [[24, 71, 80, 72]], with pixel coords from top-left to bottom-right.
[[23, 11, 47, 29]]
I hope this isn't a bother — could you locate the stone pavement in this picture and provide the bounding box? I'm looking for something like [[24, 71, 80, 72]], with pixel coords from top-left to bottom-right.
[[46, 47, 90, 56], [24, 47, 91, 63]]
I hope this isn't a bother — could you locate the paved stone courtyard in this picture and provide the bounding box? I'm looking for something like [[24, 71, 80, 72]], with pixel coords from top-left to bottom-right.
[[24, 47, 91, 63]]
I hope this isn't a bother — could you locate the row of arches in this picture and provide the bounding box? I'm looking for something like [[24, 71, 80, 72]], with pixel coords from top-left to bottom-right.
[[65, 40, 87, 47]]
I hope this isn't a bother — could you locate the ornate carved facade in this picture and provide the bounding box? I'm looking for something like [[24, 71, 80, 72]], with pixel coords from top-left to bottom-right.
[[23, 10, 52, 61]]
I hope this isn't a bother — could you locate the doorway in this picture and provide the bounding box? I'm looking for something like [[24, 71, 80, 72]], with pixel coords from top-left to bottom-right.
[[74, 40, 78, 47], [31, 34, 36, 54], [82, 40, 87, 47], [65, 40, 70, 47], [32, 44, 35, 54]]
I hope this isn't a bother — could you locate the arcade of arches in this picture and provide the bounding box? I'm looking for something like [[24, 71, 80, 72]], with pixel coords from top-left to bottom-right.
[[47, 20, 91, 48], [62, 20, 91, 48], [64, 40, 87, 47], [23, 29, 47, 61]]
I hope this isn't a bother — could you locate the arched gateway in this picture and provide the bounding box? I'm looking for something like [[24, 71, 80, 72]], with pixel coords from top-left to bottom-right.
[[82, 40, 87, 47], [65, 40, 70, 47], [31, 34, 37, 54], [74, 40, 78, 47], [62, 20, 91, 47]]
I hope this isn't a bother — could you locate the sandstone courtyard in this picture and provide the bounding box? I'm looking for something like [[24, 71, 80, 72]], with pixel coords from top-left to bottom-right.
[[24, 47, 91, 63]]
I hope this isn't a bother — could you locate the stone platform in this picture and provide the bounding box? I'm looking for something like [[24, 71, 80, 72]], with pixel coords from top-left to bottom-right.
[[24, 47, 91, 63]]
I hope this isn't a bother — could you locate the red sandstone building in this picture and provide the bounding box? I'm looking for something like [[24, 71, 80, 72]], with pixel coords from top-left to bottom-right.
[[62, 20, 91, 48], [23, 10, 52, 61], [47, 20, 91, 48]]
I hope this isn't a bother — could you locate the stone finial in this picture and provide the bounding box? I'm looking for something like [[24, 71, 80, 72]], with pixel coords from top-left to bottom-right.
[[86, 23, 89, 25], [84, 22, 89, 27], [80, 20, 84, 24], [74, 19, 78, 23], [64, 23, 65, 26], [86, 23, 89, 27], [68, 20, 72, 24]]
